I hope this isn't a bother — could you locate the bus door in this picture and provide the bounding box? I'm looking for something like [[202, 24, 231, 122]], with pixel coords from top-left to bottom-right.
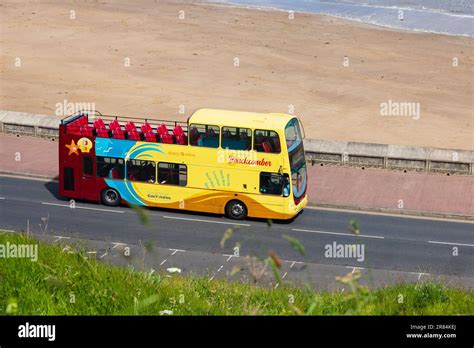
[[79, 154, 97, 199]]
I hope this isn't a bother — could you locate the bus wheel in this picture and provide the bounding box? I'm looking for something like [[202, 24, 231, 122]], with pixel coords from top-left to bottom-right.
[[101, 188, 121, 207], [225, 200, 247, 220]]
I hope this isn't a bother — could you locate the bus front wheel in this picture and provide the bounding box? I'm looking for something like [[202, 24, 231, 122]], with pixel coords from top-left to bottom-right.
[[101, 188, 121, 207], [225, 200, 248, 220]]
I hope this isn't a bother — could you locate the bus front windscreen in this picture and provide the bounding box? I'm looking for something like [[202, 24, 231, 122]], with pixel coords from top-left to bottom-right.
[[286, 118, 307, 203]]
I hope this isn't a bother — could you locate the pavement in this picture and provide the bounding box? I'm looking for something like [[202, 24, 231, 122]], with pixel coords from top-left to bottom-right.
[[0, 176, 473, 290], [0, 133, 473, 218]]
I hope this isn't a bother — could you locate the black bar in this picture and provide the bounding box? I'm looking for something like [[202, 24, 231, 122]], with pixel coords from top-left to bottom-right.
[[0, 316, 472, 346]]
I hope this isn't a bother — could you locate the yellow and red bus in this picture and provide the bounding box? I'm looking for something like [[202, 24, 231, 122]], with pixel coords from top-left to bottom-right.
[[59, 109, 307, 220]]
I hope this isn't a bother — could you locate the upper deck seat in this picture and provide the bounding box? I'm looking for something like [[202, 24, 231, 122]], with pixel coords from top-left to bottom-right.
[[80, 126, 94, 137], [141, 122, 152, 133], [125, 121, 137, 132], [110, 120, 125, 139], [93, 118, 109, 138], [157, 124, 174, 144], [173, 125, 187, 145]]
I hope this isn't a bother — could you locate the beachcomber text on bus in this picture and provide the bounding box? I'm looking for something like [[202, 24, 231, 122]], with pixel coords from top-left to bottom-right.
[[58, 109, 308, 220]]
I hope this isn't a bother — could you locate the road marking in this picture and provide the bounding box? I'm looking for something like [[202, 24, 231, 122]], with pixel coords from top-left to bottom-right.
[[282, 272, 288, 279], [306, 206, 474, 224], [53, 235, 71, 243], [428, 240, 474, 248], [217, 265, 224, 272], [292, 228, 384, 239], [163, 215, 251, 227], [41, 202, 124, 214], [0, 197, 5, 200], [1, 229, 15, 233], [169, 248, 185, 255], [209, 276, 215, 281], [99, 252, 108, 259], [225, 255, 234, 262], [112, 242, 127, 249], [346, 266, 365, 274], [160, 259, 168, 266]]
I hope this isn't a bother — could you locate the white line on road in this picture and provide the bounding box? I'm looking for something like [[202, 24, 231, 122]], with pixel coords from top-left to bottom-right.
[[53, 235, 71, 243], [112, 242, 127, 249], [163, 215, 251, 227], [346, 266, 365, 274], [217, 265, 224, 272], [428, 240, 474, 248], [1, 229, 15, 233], [0, 197, 5, 200], [292, 228, 384, 239], [41, 202, 124, 214], [160, 259, 168, 266], [169, 248, 185, 255]]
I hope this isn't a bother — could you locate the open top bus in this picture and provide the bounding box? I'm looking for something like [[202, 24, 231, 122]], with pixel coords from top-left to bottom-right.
[[59, 109, 308, 220]]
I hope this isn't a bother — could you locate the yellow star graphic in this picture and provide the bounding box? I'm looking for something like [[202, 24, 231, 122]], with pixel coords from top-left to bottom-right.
[[66, 139, 79, 156]]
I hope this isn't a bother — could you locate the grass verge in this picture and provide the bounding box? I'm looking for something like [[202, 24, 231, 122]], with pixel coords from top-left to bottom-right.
[[0, 232, 473, 315]]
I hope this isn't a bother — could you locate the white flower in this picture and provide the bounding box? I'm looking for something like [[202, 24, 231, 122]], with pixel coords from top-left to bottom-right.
[[159, 310, 173, 315], [166, 267, 182, 274]]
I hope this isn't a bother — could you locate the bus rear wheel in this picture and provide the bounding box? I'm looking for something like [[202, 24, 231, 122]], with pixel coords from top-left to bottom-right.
[[101, 188, 121, 207], [225, 200, 248, 220]]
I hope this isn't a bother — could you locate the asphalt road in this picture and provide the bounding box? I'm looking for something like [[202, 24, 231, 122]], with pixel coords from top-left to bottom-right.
[[1, 175, 473, 286]]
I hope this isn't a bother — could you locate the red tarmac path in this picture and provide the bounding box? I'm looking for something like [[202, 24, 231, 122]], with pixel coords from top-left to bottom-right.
[[1, 134, 472, 218]]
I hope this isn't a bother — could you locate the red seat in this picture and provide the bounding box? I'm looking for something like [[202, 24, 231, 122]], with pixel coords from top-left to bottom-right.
[[93, 118, 106, 129], [80, 126, 94, 137], [127, 130, 141, 141], [157, 124, 174, 143], [112, 129, 125, 139], [144, 132, 156, 142], [157, 124, 169, 135], [160, 133, 174, 144], [78, 115, 88, 126], [111, 168, 121, 179], [262, 141, 273, 153], [173, 125, 187, 145], [110, 120, 122, 131], [96, 128, 109, 138], [125, 121, 137, 132], [141, 122, 152, 133]]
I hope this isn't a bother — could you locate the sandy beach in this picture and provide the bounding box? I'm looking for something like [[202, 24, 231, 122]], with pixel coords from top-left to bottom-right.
[[0, 0, 472, 150]]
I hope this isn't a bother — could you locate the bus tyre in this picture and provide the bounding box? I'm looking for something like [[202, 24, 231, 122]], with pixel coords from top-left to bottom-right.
[[225, 200, 247, 220], [101, 188, 120, 207]]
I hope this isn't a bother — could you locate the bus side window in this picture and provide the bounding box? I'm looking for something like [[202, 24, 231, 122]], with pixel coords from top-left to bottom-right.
[[222, 127, 252, 151], [96, 156, 124, 180], [189, 124, 220, 148], [259, 172, 283, 195], [158, 162, 187, 186], [126, 159, 156, 183], [83, 155, 94, 176], [254, 130, 281, 153]]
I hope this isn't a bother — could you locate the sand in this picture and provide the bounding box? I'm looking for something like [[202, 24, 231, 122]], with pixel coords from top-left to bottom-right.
[[0, 0, 472, 150]]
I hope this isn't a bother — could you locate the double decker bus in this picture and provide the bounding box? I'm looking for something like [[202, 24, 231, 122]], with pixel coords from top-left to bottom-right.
[[59, 109, 308, 220]]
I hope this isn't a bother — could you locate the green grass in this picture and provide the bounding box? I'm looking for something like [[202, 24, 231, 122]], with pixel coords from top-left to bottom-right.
[[0, 232, 473, 315]]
